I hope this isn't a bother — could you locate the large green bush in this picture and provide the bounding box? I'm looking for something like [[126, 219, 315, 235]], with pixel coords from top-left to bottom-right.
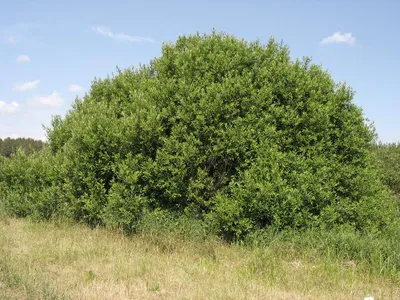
[[374, 143, 400, 195], [0, 32, 397, 238], [0, 148, 64, 220]]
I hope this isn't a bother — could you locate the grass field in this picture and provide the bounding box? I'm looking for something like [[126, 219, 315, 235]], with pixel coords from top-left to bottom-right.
[[0, 217, 399, 300]]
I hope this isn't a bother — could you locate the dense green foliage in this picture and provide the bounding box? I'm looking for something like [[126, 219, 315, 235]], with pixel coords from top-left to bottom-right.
[[374, 143, 400, 195], [0, 32, 398, 240], [0, 137, 45, 157]]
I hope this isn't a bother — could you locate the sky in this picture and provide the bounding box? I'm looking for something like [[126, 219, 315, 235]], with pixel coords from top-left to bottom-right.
[[1, 0, 399, 143]]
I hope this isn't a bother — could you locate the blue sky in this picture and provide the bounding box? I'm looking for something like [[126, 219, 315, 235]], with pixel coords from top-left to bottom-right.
[[1, 0, 399, 142]]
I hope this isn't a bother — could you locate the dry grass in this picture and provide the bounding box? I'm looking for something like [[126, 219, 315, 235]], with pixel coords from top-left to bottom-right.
[[0, 217, 398, 299]]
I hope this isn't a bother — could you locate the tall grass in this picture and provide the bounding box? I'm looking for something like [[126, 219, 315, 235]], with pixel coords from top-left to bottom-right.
[[0, 215, 399, 299], [246, 223, 400, 280]]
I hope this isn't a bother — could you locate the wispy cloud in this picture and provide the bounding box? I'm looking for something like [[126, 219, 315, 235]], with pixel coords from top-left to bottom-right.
[[33, 91, 64, 107], [321, 32, 356, 45], [7, 36, 16, 44], [68, 84, 84, 93], [92, 26, 155, 43], [0, 101, 20, 114], [1, 23, 42, 45], [13, 80, 40, 92], [16, 54, 30, 63], [0, 30, 16, 44]]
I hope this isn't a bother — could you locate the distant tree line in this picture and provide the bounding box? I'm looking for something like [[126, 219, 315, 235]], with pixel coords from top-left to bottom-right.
[[0, 137, 45, 157]]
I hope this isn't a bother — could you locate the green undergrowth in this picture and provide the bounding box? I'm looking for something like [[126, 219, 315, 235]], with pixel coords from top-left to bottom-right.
[[141, 210, 400, 280]]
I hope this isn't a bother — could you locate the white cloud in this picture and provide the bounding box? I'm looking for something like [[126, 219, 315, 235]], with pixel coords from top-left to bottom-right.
[[92, 26, 155, 43], [68, 84, 84, 93], [0, 101, 20, 114], [321, 32, 356, 45], [16, 54, 30, 63], [33, 91, 64, 107], [13, 80, 40, 91]]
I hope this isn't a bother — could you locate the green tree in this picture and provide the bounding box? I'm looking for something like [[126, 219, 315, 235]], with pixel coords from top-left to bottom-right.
[[374, 142, 400, 195], [1, 31, 397, 238]]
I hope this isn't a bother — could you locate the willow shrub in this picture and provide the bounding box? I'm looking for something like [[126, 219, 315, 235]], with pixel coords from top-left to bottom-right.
[[1, 32, 397, 238], [0, 148, 64, 220], [374, 143, 400, 195]]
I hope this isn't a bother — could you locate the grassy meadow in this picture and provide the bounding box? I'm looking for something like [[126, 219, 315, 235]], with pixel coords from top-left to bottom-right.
[[0, 216, 399, 300]]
